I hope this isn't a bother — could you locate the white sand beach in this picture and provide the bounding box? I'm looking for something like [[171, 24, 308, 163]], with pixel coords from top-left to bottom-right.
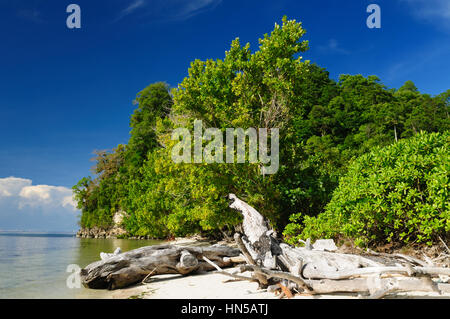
[[101, 265, 449, 299], [91, 237, 449, 300]]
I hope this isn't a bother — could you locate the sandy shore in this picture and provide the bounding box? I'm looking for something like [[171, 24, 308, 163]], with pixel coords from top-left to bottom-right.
[[91, 237, 449, 300], [107, 266, 363, 299], [110, 268, 277, 299], [104, 266, 449, 299]]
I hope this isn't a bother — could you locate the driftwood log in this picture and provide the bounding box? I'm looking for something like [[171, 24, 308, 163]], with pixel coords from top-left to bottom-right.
[[80, 194, 449, 298], [80, 244, 241, 289], [227, 193, 450, 298]]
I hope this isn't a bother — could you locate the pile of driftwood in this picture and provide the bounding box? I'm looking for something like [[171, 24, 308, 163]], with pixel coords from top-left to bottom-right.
[[80, 194, 450, 298]]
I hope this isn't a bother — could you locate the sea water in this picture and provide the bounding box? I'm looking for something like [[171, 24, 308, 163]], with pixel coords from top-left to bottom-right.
[[0, 232, 162, 298]]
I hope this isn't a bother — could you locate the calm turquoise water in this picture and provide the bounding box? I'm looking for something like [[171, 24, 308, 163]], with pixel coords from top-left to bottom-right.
[[0, 233, 163, 299]]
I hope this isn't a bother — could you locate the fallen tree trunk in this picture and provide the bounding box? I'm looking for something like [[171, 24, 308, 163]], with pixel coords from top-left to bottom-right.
[[227, 193, 450, 298], [80, 194, 448, 298], [305, 277, 441, 296], [80, 244, 241, 289], [229, 194, 281, 269]]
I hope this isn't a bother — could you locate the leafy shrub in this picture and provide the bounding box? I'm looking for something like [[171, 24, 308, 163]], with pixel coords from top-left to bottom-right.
[[284, 132, 449, 247]]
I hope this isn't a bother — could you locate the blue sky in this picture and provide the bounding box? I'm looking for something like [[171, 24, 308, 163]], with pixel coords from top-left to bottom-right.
[[0, 0, 449, 232]]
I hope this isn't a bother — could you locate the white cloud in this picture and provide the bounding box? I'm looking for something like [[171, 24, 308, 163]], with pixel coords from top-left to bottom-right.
[[0, 177, 31, 198], [115, 0, 147, 22], [0, 177, 79, 231], [400, 0, 450, 27], [0, 177, 77, 213], [114, 0, 222, 23], [19, 184, 76, 210], [62, 195, 77, 209], [172, 0, 222, 20]]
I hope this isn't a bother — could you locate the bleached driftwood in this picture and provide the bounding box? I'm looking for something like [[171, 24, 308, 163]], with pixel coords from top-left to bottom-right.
[[100, 247, 122, 261], [202, 256, 258, 283], [305, 277, 441, 296], [228, 193, 450, 298], [80, 193, 449, 298], [80, 244, 241, 289], [229, 194, 280, 269]]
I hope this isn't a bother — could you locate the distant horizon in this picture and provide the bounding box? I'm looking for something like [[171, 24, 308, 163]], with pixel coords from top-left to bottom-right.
[[0, 229, 76, 235]]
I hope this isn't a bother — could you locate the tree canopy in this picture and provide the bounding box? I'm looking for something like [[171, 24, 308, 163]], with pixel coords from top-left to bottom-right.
[[73, 17, 449, 246]]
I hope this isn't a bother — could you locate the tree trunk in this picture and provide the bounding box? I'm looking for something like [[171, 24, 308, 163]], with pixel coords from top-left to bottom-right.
[[80, 194, 449, 298], [228, 194, 281, 269], [80, 244, 241, 290], [228, 193, 450, 297]]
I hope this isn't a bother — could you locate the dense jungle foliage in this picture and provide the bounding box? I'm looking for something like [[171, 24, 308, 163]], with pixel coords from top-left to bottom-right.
[[73, 17, 449, 246]]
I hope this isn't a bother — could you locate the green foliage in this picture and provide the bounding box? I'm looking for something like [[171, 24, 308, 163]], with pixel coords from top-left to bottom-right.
[[73, 17, 449, 246], [72, 145, 128, 229], [284, 132, 450, 247], [127, 82, 173, 169], [73, 83, 172, 229]]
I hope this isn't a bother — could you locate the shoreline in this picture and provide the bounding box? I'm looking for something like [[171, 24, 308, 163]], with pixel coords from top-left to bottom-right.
[[80, 237, 450, 300]]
